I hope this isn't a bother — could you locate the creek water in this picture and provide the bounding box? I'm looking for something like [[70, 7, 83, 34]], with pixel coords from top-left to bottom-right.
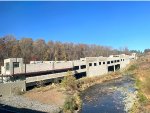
[[81, 76, 136, 113]]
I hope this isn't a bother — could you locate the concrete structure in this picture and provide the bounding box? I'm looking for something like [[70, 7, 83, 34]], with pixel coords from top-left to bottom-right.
[[0, 53, 137, 95]]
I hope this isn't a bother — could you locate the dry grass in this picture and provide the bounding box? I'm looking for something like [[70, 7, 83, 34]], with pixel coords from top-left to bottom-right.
[[135, 57, 150, 99], [126, 54, 150, 112], [61, 71, 77, 92], [23, 84, 66, 107], [78, 71, 122, 91]]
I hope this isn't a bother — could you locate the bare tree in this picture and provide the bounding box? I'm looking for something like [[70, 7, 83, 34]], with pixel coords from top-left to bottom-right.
[[0, 35, 132, 68], [19, 38, 33, 63]]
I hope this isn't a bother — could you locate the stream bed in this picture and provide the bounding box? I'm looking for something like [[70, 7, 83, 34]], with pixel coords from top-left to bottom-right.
[[81, 76, 138, 113]]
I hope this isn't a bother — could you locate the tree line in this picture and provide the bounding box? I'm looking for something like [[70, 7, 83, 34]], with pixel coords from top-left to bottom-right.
[[0, 35, 140, 67]]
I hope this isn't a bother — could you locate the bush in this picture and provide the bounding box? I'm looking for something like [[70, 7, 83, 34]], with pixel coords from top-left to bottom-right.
[[138, 92, 148, 104], [135, 78, 148, 104], [61, 71, 77, 91], [63, 96, 78, 113], [144, 77, 150, 93], [128, 64, 138, 71]]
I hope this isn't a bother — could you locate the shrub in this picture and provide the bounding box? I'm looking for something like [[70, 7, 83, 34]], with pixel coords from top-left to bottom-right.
[[63, 96, 78, 113], [138, 92, 148, 104], [61, 71, 77, 91], [128, 64, 138, 71], [73, 93, 82, 110]]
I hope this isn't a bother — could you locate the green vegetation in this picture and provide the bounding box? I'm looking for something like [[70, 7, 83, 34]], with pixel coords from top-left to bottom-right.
[[135, 78, 148, 104], [135, 79, 141, 89], [63, 93, 82, 113], [61, 71, 82, 113], [127, 64, 138, 72], [123, 63, 138, 76], [61, 71, 77, 91], [63, 96, 78, 113], [138, 92, 148, 104], [144, 77, 150, 94], [124, 56, 150, 112]]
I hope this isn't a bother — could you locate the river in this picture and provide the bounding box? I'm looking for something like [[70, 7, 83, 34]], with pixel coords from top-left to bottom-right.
[[81, 75, 137, 113]]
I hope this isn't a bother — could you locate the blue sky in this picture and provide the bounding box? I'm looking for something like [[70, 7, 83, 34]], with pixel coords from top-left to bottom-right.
[[0, 2, 150, 51]]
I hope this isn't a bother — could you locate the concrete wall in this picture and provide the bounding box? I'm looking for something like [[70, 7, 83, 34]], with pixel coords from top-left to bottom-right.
[[1, 54, 135, 76], [86, 56, 121, 77], [54, 61, 73, 70], [0, 53, 137, 84], [0, 81, 26, 97], [87, 62, 107, 77], [0, 53, 137, 97], [12, 61, 75, 74], [1, 58, 23, 75], [1, 66, 5, 74], [26, 72, 68, 84], [25, 63, 53, 73]]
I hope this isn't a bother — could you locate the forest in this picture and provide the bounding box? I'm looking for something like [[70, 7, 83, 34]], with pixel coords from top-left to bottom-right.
[[0, 35, 141, 67]]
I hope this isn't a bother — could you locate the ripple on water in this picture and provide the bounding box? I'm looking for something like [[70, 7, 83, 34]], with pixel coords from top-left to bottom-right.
[[81, 76, 137, 113]]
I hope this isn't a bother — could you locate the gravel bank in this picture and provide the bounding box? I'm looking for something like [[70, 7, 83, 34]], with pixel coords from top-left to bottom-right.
[[0, 95, 61, 113]]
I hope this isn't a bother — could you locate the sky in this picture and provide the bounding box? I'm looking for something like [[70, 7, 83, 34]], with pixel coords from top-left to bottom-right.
[[0, 2, 150, 51]]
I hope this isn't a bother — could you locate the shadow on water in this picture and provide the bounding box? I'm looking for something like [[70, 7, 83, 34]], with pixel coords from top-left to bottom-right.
[[81, 76, 135, 113]]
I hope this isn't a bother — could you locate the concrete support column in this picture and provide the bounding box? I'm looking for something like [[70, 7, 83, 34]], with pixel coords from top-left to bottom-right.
[[52, 62, 54, 70], [2, 74, 3, 83], [52, 62, 55, 73], [114, 65, 115, 72], [79, 65, 81, 70], [86, 61, 90, 77]]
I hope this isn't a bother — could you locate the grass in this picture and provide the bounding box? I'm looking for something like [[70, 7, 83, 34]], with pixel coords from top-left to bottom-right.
[[61, 71, 82, 113], [144, 77, 150, 94], [61, 71, 77, 92], [128, 64, 138, 72], [124, 55, 150, 112], [138, 92, 148, 104], [135, 77, 148, 104], [63, 96, 78, 113], [78, 71, 122, 91]]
